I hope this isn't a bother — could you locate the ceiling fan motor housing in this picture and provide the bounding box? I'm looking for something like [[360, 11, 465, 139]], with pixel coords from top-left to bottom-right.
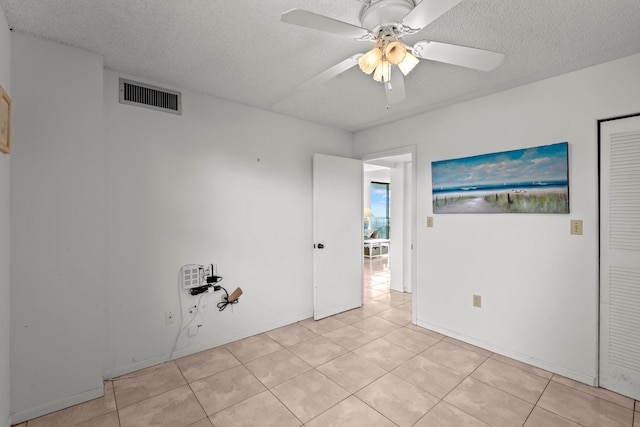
[[360, 0, 415, 32]]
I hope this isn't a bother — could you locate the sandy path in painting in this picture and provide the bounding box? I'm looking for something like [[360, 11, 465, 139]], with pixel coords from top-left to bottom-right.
[[435, 196, 509, 213]]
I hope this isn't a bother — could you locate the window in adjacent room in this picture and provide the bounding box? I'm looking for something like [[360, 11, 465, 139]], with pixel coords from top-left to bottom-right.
[[370, 181, 390, 239]]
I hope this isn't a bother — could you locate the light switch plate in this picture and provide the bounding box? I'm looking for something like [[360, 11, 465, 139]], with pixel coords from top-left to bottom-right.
[[426, 216, 433, 227], [570, 220, 583, 235]]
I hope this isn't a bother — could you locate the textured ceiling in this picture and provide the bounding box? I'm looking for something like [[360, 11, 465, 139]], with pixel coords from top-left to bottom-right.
[[1, 0, 640, 132]]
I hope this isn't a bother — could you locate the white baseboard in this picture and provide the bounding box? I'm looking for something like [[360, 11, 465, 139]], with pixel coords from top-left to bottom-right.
[[415, 319, 597, 387], [103, 309, 314, 380], [9, 385, 103, 425]]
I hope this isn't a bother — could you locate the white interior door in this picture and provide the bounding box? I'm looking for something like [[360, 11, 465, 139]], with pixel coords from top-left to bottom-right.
[[599, 115, 640, 399], [313, 153, 362, 320]]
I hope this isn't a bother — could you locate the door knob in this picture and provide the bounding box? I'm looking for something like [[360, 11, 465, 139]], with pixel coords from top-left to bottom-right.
[[317, 243, 325, 249]]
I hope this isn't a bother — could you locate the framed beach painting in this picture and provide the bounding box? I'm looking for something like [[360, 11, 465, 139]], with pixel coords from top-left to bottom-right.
[[0, 85, 10, 154], [432, 142, 569, 214]]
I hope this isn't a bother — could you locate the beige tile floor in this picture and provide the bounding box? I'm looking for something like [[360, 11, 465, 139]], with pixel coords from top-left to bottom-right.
[[16, 256, 640, 426]]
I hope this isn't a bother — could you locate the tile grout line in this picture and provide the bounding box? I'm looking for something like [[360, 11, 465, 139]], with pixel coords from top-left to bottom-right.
[[425, 351, 491, 426], [273, 272, 398, 425], [242, 355, 305, 425], [298, 276, 430, 425], [176, 358, 212, 426], [521, 376, 556, 427]]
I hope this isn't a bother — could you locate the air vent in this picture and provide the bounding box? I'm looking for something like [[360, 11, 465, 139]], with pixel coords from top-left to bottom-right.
[[119, 78, 181, 115]]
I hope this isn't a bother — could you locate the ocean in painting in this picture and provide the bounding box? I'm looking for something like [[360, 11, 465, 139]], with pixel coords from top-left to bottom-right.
[[432, 143, 569, 214]]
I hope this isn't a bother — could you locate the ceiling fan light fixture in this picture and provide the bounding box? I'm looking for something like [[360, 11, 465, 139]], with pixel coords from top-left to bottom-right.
[[358, 47, 383, 74], [281, 0, 504, 105], [384, 41, 406, 65], [398, 51, 419, 75], [373, 59, 390, 82]]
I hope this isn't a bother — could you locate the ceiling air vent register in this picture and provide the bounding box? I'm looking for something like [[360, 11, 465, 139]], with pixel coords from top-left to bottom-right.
[[119, 78, 182, 115]]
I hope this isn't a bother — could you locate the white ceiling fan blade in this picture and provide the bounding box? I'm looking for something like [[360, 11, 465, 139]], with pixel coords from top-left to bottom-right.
[[282, 9, 373, 40], [298, 54, 363, 91], [401, 0, 462, 33], [412, 41, 505, 71], [385, 68, 406, 105]]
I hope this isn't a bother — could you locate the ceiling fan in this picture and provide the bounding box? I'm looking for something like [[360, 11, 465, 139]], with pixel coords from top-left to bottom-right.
[[281, 0, 505, 105]]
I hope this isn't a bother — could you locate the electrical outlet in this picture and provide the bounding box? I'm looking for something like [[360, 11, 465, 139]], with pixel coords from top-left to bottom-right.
[[473, 295, 482, 308], [165, 311, 174, 324]]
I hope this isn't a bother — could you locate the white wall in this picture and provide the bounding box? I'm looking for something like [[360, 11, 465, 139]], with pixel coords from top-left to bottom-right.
[[0, 6, 11, 427], [389, 165, 404, 292], [354, 53, 640, 385], [389, 162, 413, 293], [7, 31, 353, 419], [103, 70, 354, 376], [10, 34, 105, 423], [402, 162, 412, 294]]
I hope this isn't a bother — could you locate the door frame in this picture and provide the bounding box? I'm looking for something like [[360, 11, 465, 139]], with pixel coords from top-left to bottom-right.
[[597, 112, 640, 389], [361, 145, 417, 323]]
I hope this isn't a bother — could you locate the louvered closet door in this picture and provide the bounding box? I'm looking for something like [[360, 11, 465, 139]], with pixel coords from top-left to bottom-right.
[[600, 115, 640, 399]]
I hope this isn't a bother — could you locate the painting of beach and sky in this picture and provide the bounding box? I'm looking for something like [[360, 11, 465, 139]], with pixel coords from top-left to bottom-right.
[[432, 142, 569, 214]]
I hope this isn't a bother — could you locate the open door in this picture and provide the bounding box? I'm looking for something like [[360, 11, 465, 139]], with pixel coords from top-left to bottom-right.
[[313, 154, 363, 320], [599, 115, 640, 399]]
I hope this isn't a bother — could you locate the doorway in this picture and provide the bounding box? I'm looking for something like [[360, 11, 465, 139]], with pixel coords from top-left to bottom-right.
[[363, 171, 392, 303], [362, 147, 416, 321]]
